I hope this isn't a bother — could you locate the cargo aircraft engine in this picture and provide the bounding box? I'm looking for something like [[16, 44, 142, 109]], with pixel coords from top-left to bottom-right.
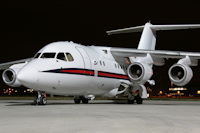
[[2, 68, 21, 87], [168, 63, 193, 86], [127, 62, 153, 84], [2, 63, 27, 87]]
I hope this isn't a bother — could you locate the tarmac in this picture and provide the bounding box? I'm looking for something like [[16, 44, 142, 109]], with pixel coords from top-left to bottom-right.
[[0, 100, 200, 133]]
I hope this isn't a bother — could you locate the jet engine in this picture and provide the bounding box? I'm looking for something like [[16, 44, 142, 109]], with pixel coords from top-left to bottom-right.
[[2, 68, 21, 87], [127, 62, 153, 84], [2, 63, 27, 87], [168, 64, 193, 86]]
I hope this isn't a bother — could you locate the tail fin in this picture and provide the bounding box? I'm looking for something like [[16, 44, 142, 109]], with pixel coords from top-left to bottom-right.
[[107, 22, 200, 50]]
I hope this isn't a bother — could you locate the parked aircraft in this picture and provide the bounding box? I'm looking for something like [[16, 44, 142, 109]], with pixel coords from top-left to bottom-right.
[[1, 22, 200, 105]]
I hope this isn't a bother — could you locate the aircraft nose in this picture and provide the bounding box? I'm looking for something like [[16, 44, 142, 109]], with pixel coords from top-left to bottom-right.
[[17, 66, 38, 86]]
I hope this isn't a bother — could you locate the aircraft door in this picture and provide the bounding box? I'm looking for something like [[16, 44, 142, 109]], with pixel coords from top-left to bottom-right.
[[76, 47, 92, 72]]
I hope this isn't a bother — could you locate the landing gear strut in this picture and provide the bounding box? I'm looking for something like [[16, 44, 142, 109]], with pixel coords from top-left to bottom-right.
[[74, 96, 89, 104], [126, 86, 143, 104], [127, 87, 135, 104], [127, 94, 143, 104], [32, 92, 47, 105]]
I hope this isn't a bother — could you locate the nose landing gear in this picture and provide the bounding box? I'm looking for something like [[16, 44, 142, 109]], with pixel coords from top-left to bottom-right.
[[32, 92, 47, 105]]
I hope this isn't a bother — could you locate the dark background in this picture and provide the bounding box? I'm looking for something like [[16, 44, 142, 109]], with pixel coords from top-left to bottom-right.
[[1, 0, 200, 95]]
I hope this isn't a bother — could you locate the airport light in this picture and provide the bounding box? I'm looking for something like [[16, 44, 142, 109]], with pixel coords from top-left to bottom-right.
[[27, 89, 34, 93], [197, 90, 200, 95], [169, 88, 187, 91]]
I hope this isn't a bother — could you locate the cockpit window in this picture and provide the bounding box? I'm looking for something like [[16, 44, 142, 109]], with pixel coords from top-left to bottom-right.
[[66, 53, 74, 61], [57, 53, 67, 61], [34, 53, 41, 58], [41, 53, 56, 58]]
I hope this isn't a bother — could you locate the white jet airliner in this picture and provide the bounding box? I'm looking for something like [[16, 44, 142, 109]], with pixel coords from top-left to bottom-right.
[[1, 22, 200, 105]]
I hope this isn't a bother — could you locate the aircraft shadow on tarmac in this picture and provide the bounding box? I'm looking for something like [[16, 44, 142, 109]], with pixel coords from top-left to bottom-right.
[[4, 101, 114, 106], [3, 100, 200, 106], [4, 100, 125, 106], [5, 102, 79, 106]]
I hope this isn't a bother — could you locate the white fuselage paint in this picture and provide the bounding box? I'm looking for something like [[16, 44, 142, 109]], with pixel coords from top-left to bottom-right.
[[17, 41, 129, 97]]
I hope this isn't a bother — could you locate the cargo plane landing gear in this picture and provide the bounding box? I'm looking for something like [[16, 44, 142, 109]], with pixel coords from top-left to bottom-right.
[[74, 96, 89, 104], [127, 94, 143, 104], [32, 92, 47, 105], [126, 86, 143, 104], [135, 95, 143, 104]]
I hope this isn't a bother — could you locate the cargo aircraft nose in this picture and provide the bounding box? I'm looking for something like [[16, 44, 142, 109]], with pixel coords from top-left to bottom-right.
[[17, 66, 38, 87]]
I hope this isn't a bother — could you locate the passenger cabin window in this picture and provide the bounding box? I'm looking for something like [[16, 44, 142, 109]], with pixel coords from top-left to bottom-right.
[[34, 53, 41, 58], [41, 53, 56, 58], [57, 53, 67, 61], [103, 61, 105, 66], [66, 53, 74, 61]]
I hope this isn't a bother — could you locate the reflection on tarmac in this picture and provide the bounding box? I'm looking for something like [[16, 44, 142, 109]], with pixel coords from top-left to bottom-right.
[[0, 100, 200, 133]]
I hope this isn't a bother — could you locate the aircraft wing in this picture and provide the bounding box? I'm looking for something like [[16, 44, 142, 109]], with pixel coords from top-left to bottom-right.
[[110, 48, 200, 65], [111, 48, 200, 58], [0, 58, 32, 70]]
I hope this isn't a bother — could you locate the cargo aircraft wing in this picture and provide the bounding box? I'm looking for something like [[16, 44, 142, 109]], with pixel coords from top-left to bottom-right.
[[111, 48, 200, 66]]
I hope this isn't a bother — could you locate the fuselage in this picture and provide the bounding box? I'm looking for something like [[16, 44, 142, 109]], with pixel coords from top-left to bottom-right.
[[17, 41, 129, 97]]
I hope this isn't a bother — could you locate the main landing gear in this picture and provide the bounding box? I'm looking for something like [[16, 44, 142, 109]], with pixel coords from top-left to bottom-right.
[[127, 87, 143, 104], [74, 96, 89, 104], [127, 94, 143, 104], [134, 95, 143, 104], [32, 92, 47, 105]]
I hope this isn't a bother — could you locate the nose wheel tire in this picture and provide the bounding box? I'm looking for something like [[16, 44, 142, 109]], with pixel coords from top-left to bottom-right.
[[32, 92, 47, 105], [40, 96, 47, 105]]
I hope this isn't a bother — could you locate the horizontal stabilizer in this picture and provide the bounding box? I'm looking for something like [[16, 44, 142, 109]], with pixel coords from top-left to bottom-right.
[[107, 22, 200, 50], [150, 24, 200, 31], [106, 25, 144, 35], [107, 23, 200, 35]]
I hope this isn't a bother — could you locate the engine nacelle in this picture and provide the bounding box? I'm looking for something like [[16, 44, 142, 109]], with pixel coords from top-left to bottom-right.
[[127, 62, 153, 84], [168, 64, 193, 86], [2, 63, 27, 87], [2, 68, 21, 87]]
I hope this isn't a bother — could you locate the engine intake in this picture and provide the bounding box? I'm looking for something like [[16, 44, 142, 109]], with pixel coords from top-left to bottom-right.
[[127, 62, 153, 84], [168, 64, 193, 86], [2, 68, 21, 87]]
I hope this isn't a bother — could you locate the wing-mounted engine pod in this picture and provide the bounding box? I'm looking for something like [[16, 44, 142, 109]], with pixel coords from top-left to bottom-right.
[[168, 64, 193, 86], [2, 68, 21, 87], [127, 62, 153, 84]]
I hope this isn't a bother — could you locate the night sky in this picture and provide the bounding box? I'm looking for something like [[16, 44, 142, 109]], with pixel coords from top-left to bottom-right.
[[1, 1, 200, 95]]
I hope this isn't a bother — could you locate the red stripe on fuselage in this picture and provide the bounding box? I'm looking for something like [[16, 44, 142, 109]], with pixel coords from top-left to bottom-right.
[[98, 72, 128, 79], [60, 70, 94, 75]]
